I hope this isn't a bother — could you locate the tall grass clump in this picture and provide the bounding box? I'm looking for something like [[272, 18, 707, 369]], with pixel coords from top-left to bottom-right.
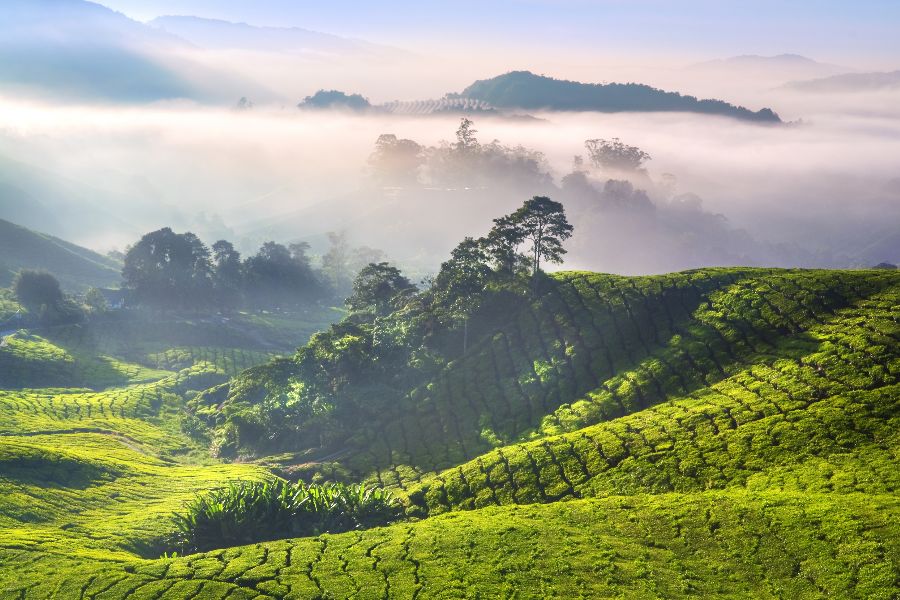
[[169, 479, 401, 553]]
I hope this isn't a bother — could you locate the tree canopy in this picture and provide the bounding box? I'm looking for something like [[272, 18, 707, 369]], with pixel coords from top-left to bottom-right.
[[507, 196, 574, 275], [13, 270, 63, 312], [584, 137, 651, 172], [347, 262, 416, 316], [123, 229, 338, 311]]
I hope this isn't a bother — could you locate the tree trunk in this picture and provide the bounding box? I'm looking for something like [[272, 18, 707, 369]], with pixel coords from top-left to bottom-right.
[[463, 318, 469, 354]]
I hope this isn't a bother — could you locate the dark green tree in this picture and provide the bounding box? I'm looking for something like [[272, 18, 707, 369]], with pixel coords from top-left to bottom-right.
[[347, 262, 416, 316], [212, 240, 243, 310], [507, 196, 574, 276], [122, 228, 214, 310], [433, 237, 494, 352], [243, 242, 322, 308], [485, 214, 525, 276], [13, 270, 63, 312], [288, 242, 312, 269], [584, 137, 650, 172], [83, 287, 108, 312]]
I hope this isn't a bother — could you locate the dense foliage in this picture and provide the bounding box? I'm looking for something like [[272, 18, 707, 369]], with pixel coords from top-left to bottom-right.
[[170, 479, 400, 553], [0, 267, 897, 599], [458, 70, 781, 122], [11, 270, 83, 325], [192, 197, 574, 457], [122, 229, 333, 311], [298, 89, 371, 110]]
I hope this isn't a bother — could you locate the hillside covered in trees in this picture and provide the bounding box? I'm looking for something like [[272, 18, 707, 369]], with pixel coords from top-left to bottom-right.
[[1, 194, 897, 597], [457, 71, 782, 122]]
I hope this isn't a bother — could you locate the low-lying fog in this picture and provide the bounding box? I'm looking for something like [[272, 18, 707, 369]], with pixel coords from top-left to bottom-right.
[[1, 82, 898, 276]]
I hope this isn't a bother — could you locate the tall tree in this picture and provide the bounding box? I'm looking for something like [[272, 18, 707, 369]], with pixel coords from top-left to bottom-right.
[[347, 262, 416, 316], [433, 237, 493, 351], [369, 134, 423, 186], [212, 240, 243, 310], [13, 270, 63, 312], [455, 117, 479, 153], [485, 214, 525, 276], [243, 241, 321, 308], [122, 228, 213, 310], [584, 137, 651, 172], [507, 196, 574, 276]]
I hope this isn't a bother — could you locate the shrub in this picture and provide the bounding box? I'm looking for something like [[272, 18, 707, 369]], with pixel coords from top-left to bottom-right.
[[169, 479, 401, 553]]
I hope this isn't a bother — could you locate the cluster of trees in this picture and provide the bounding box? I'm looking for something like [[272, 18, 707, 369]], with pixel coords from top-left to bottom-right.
[[298, 90, 371, 111], [457, 71, 781, 122], [368, 118, 552, 190], [196, 196, 574, 456], [10, 270, 83, 325], [122, 228, 332, 311]]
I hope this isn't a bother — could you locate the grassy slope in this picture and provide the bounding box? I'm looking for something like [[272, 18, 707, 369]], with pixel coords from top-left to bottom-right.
[[326, 269, 897, 491], [0, 218, 121, 291], [0, 268, 897, 599], [8, 491, 897, 599], [404, 279, 900, 513], [0, 309, 337, 389], [0, 309, 339, 597]]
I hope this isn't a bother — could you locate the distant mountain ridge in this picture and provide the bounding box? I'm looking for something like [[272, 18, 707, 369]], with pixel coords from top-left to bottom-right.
[[784, 69, 900, 92], [457, 71, 781, 122], [148, 15, 404, 58], [687, 54, 851, 82], [0, 0, 272, 103], [0, 219, 120, 291]]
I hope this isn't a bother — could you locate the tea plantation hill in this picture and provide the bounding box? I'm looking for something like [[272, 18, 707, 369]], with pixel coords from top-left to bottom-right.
[[0, 267, 898, 598], [0, 219, 121, 291]]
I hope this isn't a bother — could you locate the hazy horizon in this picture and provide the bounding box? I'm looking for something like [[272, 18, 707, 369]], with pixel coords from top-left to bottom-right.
[[1, 0, 898, 275]]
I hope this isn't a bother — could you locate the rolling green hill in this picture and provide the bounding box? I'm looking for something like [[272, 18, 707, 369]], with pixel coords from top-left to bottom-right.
[[0, 268, 897, 598], [0, 218, 121, 291]]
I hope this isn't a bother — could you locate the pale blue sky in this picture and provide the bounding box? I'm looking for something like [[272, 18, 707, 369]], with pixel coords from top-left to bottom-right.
[[99, 0, 900, 65]]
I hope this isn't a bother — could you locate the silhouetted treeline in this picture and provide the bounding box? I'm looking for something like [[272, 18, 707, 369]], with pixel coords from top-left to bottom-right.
[[122, 228, 338, 311], [457, 71, 781, 122]]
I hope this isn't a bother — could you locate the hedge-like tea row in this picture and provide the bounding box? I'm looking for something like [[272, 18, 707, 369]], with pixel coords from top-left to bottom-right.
[[405, 283, 900, 513], [10, 491, 897, 599], [337, 269, 897, 490]]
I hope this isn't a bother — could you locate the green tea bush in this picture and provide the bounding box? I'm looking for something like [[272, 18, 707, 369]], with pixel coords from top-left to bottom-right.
[[170, 479, 401, 553]]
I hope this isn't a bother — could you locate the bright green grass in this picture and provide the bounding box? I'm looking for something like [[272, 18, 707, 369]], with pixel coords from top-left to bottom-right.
[[327, 268, 898, 491], [0, 269, 897, 599], [145, 347, 278, 379], [1, 306, 339, 389], [3, 491, 896, 599], [0, 289, 22, 322], [0, 332, 171, 389], [404, 281, 900, 513]]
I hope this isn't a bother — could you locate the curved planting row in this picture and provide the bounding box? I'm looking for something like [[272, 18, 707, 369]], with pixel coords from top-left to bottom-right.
[[341, 269, 897, 490], [405, 282, 900, 514], [9, 491, 897, 599]]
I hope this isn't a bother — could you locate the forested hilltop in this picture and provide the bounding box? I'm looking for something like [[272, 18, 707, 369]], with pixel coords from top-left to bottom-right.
[[457, 71, 782, 122], [1, 191, 898, 598]]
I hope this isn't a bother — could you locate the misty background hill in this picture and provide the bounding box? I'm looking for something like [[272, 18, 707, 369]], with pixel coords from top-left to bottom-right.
[[457, 71, 781, 122], [0, 153, 183, 248], [784, 70, 900, 93], [0, 219, 121, 291], [0, 0, 267, 102], [687, 54, 851, 83], [148, 15, 405, 59]]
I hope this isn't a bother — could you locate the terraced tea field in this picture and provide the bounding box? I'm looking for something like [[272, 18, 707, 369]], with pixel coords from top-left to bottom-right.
[[1, 269, 897, 599]]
